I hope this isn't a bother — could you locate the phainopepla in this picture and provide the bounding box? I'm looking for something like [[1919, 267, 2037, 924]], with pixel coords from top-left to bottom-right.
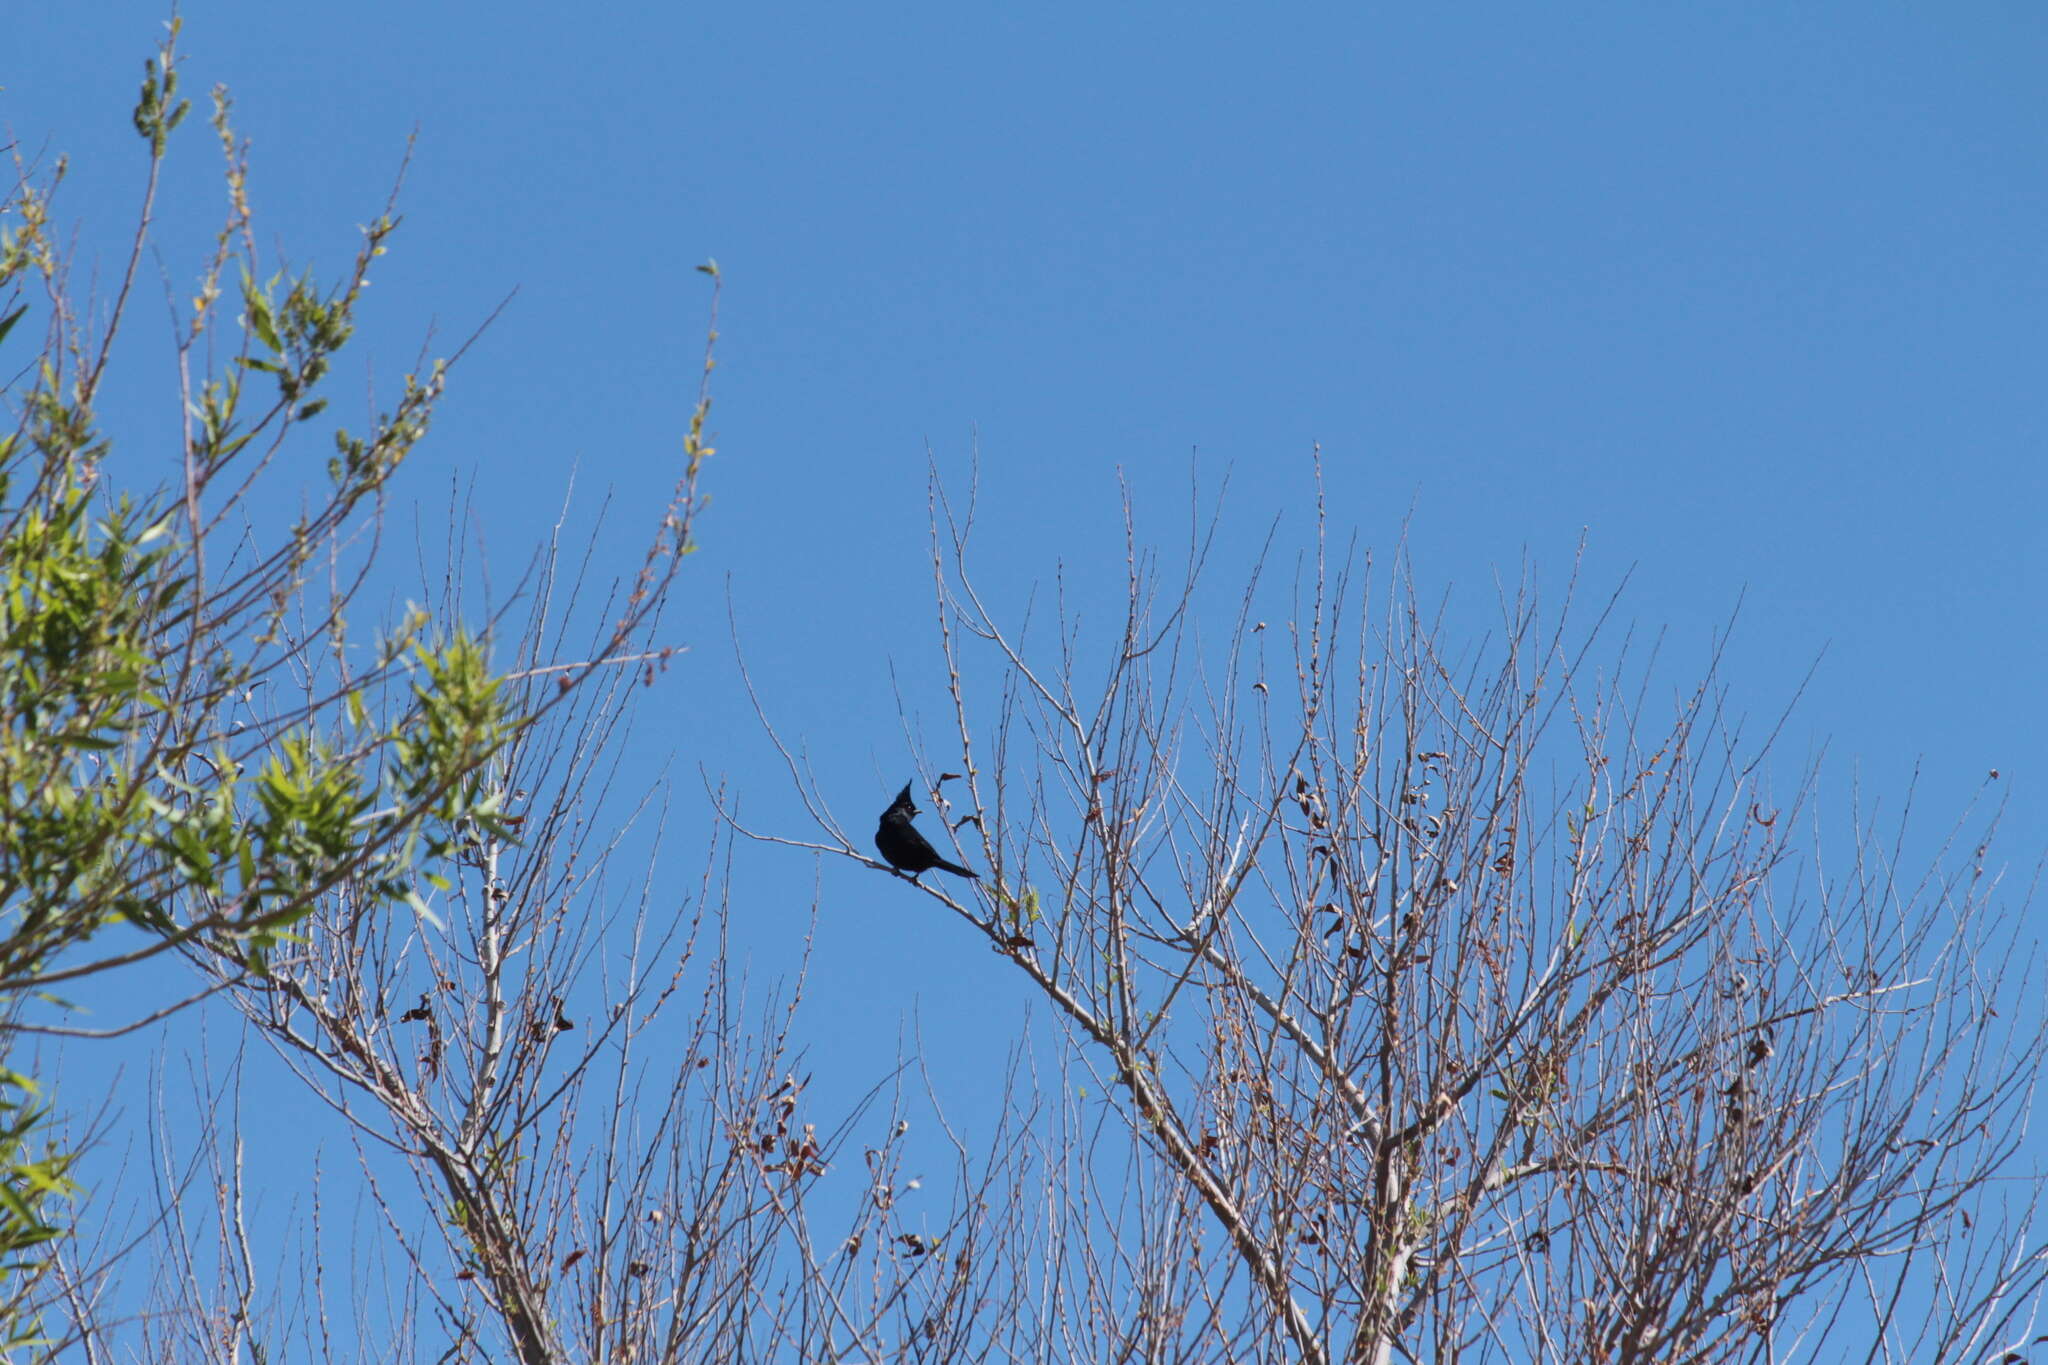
[[874, 782, 978, 881]]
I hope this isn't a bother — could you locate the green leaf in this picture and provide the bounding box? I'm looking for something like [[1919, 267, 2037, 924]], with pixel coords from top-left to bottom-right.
[[403, 890, 445, 931], [242, 273, 282, 352], [0, 305, 26, 349]]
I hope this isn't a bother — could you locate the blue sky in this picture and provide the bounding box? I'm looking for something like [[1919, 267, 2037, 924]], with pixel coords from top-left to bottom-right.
[[10, 1, 2047, 1349]]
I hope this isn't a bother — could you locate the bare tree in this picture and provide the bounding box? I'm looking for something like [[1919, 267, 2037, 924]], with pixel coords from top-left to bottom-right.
[[749, 461, 2048, 1364], [69, 486, 1039, 1363], [10, 24, 1030, 1363], [17, 24, 2044, 1365]]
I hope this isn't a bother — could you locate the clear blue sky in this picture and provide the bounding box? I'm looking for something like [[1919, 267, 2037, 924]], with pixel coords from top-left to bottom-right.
[[10, 1, 2046, 1348]]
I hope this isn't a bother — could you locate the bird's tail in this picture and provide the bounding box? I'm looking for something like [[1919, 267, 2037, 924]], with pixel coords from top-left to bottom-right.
[[935, 858, 979, 880]]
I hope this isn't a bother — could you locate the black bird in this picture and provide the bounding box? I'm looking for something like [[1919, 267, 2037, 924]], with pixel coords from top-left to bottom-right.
[[874, 782, 978, 881]]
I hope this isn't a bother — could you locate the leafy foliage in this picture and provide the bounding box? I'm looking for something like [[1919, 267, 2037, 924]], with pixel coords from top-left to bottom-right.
[[0, 19, 543, 1343]]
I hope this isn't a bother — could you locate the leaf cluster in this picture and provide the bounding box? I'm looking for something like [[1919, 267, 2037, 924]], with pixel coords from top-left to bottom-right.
[[0, 19, 528, 1340]]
